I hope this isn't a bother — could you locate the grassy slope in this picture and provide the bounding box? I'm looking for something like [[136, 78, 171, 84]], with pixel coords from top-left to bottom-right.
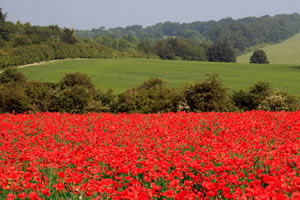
[[18, 58, 300, 96], [238, 33, 300, 65]]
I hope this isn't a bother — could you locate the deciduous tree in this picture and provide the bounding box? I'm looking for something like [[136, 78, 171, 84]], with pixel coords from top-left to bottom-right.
[[250, 50, 269, 64]]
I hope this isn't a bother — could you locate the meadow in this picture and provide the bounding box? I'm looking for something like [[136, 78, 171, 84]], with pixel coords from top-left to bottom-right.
[[18, 58, 300, 96], [238, 33, 300, 65]]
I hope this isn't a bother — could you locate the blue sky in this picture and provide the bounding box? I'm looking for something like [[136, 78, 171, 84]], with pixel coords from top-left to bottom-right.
[[2, 0, 300, 29]]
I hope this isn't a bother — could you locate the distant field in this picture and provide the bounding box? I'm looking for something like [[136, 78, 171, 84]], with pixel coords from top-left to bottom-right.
[[18, 58, 300, 96], [238, 33, 300, 65]]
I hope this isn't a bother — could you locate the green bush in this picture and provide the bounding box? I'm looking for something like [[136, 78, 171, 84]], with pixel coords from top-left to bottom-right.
[[183, 74, 235, 112], [0, 69, 298, 113], [23, 81, 57, 112], [257, 91, 300, 111], [49, 85, 91, 114], [232, 81, 300, 111], [0, 68, 27, 84], [60, 72, 95, 90], [92, 89, 117, 113], [117, 78, 180, 113], [232, 90, 252, 111], [250, 50, 269, 64], [0, 84, 31, 113], [248, 81, 274, 110]]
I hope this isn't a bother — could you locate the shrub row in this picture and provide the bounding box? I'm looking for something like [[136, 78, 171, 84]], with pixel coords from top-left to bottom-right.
[[0, 69, 299, 114], [0, 42, 151, 68]]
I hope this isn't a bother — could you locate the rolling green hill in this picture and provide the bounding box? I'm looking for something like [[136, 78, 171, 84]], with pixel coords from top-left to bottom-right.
[[238, 33, 300, 65], [18, 58, 300, 96]]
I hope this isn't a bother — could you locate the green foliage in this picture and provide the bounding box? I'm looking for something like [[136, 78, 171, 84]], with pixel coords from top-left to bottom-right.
[[48, 73, 99, 113], [77, 13, 300, 53], [48, 72, 119, 114], [49, 85, 91, 114], [60, 72, 95, 90], [183, 74, 235, 112], [248, 81, 274, 110], [0, 69, 298, 113], [0, 84, 31, 113], [257, 92, 300, 111], [61, 28, 78, 44], [13, 35, 33, 47], [138, 38, 155, 54], [233, 81, 273, 111], [2, 9, 300, 69], [117, 78, 180, 113], [0, 67, 59, 113], [207, 42, 236, 62], [0, 8, 6, 23], [0, 68, 27, 84], [0, 8, 8, 40], [92, 89, 117, 113], [250, 50, 269, 64], [0, 12, 150, 68], [0, 42, 119, 68], [232, 90, 252, 111], [155, 38, 207, 61], [232, 81, 300, 111], [23, 81, 57, 112]]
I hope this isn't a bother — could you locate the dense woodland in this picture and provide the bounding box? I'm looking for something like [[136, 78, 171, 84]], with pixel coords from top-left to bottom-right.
[[1, 8, 300, 68], [77, 13, 300, 53]]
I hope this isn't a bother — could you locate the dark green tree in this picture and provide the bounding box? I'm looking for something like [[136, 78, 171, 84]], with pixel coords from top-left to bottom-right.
[[155, 38, 207, 61], [138, 38, 155, 54], [0, 8, 9, 40], [250, 50, 269, 64], [0, 8, 6, 23], [61, 28, 78, 44], [207, 42, 236, 62]]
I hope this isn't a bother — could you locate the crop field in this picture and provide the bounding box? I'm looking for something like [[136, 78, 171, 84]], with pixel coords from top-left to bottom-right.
[[0, 112, 299, 199], [18, 58, 300, 95], [238, 33, 300, 65]]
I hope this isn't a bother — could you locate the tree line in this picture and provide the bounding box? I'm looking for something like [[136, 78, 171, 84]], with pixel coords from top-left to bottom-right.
[[0, 68, 299, 114], [0, 8, 153, 68], [76, 13, 300, 54]]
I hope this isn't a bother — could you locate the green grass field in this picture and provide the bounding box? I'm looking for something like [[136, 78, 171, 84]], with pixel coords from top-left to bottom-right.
[[238, 33, 300, 65], [18, 58, 300, 96]]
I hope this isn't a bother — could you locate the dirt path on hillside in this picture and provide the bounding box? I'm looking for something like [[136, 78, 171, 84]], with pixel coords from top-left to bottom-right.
[[0, 58, 83, 73]]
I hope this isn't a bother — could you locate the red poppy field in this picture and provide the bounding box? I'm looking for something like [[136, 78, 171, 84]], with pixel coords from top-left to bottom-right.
[[0, 111, 299, 200]]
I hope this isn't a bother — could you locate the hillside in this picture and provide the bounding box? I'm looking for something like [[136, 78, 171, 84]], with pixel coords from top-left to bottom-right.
[[18, 58, 300, 96], [238, 33, 300, 65], [2, 8, 300, 68], [76, 13, 300, 52]]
